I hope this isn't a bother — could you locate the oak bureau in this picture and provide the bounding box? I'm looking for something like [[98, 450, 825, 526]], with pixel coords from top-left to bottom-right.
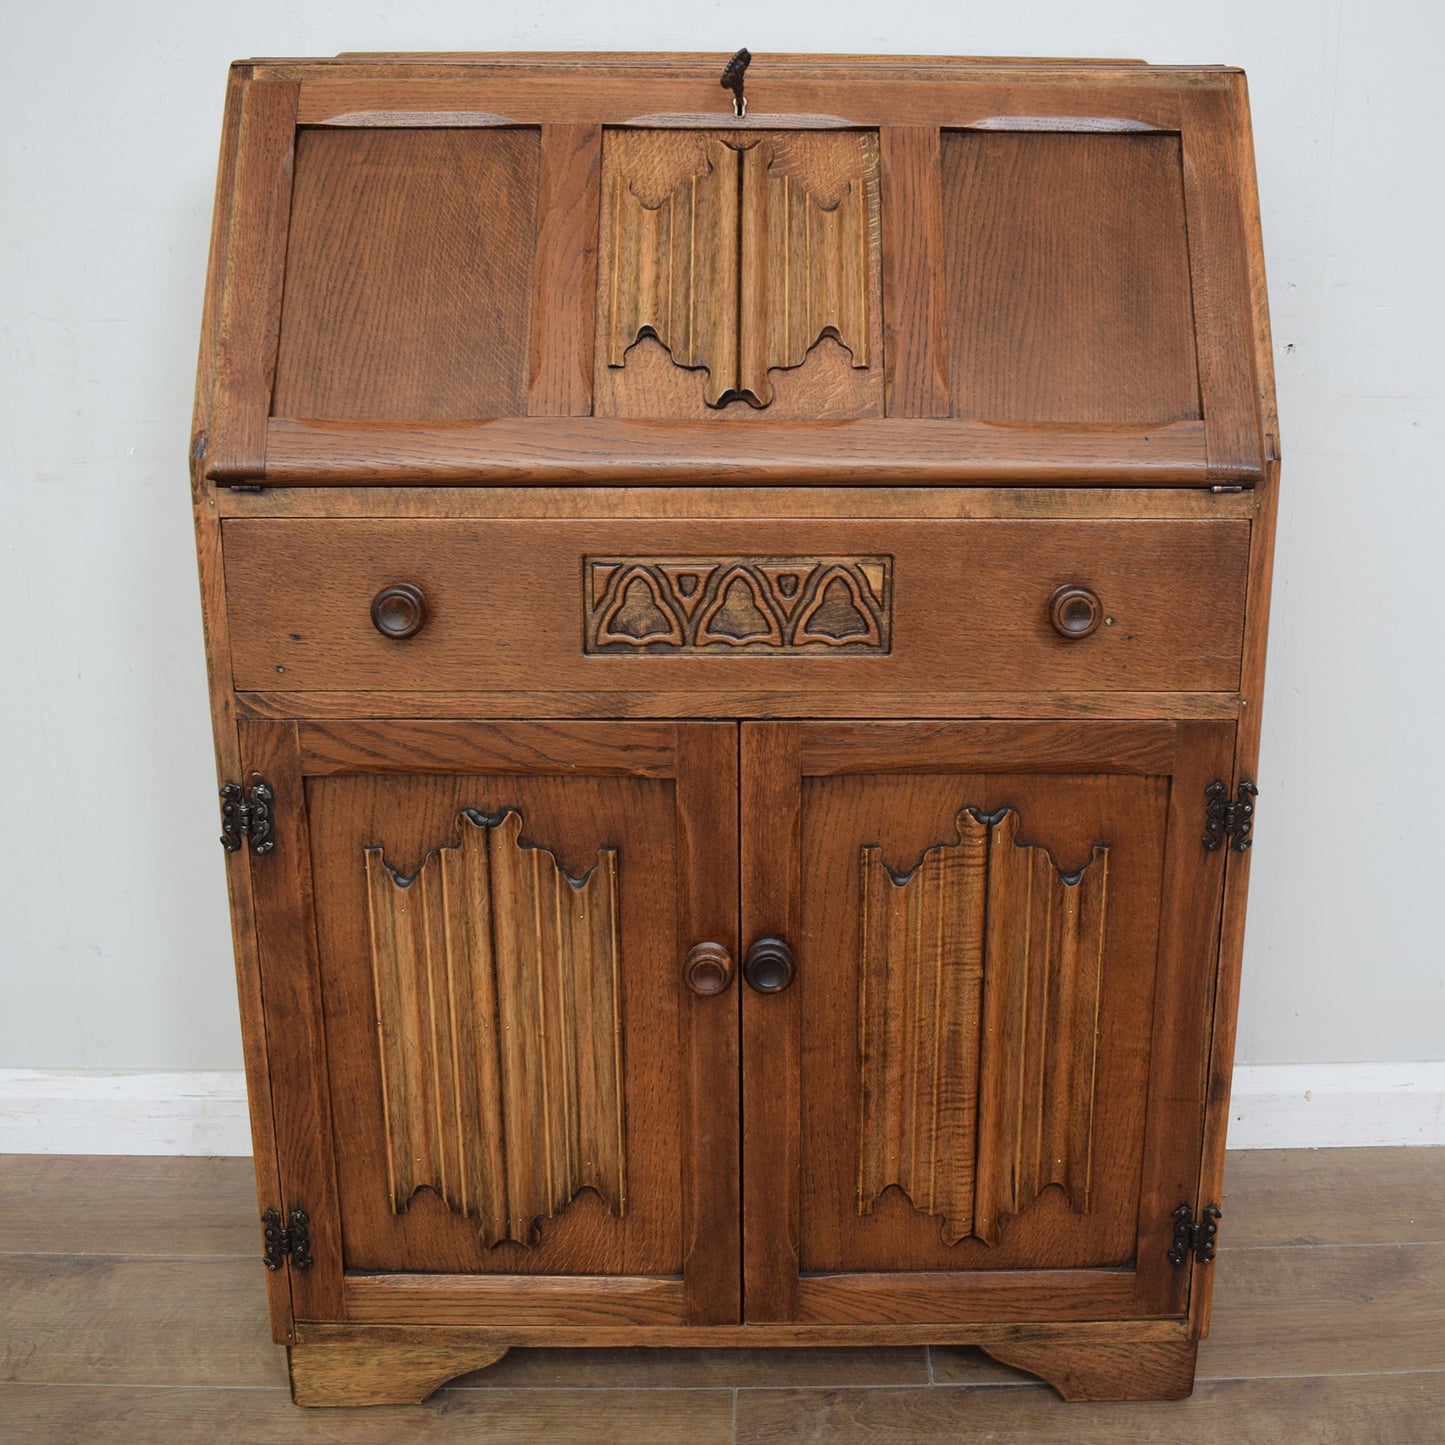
[[190, 51, 1278, 1405]]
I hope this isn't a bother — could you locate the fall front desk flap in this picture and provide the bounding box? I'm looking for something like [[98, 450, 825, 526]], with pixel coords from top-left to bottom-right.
[[201, 54, 1270, 486]]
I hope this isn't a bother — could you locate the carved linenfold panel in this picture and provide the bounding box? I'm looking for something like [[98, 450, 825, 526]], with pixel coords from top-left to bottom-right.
[[365, 810, 626, 1247], [604, 135, 878, 408], [585, 556, 891, 654], [858, 808, 1108, 1245]]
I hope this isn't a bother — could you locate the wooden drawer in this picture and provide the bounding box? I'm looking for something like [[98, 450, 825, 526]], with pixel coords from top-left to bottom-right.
[[223, 518, 1248, 696]]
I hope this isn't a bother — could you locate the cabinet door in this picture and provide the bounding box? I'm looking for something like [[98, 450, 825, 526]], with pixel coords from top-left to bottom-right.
[[740, 720, 1233, 1324], [239, 719, 739, 1328]]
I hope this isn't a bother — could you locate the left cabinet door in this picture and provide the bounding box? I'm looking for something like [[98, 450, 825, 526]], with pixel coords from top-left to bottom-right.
[[237, 718, 740, 1329]]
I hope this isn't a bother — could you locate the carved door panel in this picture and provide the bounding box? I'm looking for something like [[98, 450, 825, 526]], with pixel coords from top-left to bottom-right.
[[240, 719, 739, 1328], [595, 128, 884, 418], [740, 720, 1234, 1325]]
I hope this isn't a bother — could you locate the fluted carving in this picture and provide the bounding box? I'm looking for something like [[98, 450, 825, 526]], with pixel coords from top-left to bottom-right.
[[858, 808, 1108, 1245], [365, 810, 625, 1247], [605, 136, 876, 407]]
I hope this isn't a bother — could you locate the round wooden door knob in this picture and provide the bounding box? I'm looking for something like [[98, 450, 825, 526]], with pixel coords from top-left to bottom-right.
[[371, 583, 428, 639], [1048, 585, 1103, 639], [742, 936, 795, 994], [684, 942, 734, 996]]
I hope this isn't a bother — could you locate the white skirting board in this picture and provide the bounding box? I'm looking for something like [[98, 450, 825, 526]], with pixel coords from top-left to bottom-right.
[[0, 1063, 1442, 1155]]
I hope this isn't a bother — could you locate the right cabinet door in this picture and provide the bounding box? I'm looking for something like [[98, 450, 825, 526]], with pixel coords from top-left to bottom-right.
[[740, 720, 1234, 1325]]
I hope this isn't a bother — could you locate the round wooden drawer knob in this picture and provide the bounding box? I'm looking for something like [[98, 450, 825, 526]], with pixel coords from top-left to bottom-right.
[[684, 942, 734, 996], [1048, 585, 1103, 640], [371, 583, 428, 640], [742, 936, 795, 994]]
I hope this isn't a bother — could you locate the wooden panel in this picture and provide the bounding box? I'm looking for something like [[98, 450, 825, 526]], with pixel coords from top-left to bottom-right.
[[213, 481, 1259, 520], [255, 414, 1219, 484], [797, 767, 1163, 1280], [248, 691, 1241, 723], [208, 81, 298, 481], [595, 130, 882, 418], [794, 1270, 1138, 1326], [344, 1275, 686, 1326], [740, 722, 803, 1323], [738, 719, 1229, 1328], [942, 132, 1201, 423], [285, 722, 738, 1322], [222, 518, 1249, 696], [1179, 87, 1262, 477], [237, 720, 344, 1326], [859, 809, 1107, 1247], [585, 556, 890, 654], [528, 124, 601, 416], [289, 71, 1200, 131], [271, 128, 540, 420], [296, 718, 677, 777], [674, 725, 742, 1325], [364, 810, 625, 1248], [879, 128, 949, 416], [312, 770, 677, 1278]]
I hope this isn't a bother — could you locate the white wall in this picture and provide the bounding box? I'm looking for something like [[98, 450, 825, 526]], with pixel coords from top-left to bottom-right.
[[2, 1, 1442, 1076]]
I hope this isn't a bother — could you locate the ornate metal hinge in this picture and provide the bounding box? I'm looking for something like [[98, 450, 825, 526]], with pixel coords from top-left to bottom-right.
[[1203, 779, 1258, 853], [261, 1207, 313, 1272], [721, 47, 752, 116], [220, 779, 275, 855], [1169, 1203, 1222, 1266]]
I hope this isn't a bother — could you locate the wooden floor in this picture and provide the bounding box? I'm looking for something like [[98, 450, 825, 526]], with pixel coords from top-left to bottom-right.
[[1, 1149, 1442, 1442]]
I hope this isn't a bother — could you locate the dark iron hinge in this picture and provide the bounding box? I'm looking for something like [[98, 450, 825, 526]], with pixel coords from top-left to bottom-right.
[[261, 1207, 313, 1272], [220, 779, 275, 856], [1169, 1203, 1222, 1266], [1203, 779, 1258, 853]]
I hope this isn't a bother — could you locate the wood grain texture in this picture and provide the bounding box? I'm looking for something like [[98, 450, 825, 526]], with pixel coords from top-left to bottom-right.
[[237, 719, 344, 1330], [674, 724, 743, 1325], [364, 810, 625, 1248], [271, 128, 540, 421], [733, 1374, 1445, 1444], [289, 1340, 507, 1406], [344, 1274, 686, 1326], [244, 690, 1242, 722], [597, 130, 881, 416], [740, 722, 803, 1323], [528, 124, 601, 416], [0, 1155, 257, 1256], [254, 414, 1222, 484], [979, 1338, 1196, 1401], [209, 79, 298, 480], [1194, 73, 1281, 1337], [0, 1383, 740, 1441], [1178, 86, 1263, 478], [942, 132, 1200, 425], [307, 763, 682, 1283], [879, 128, 949, 416], [0, 1254, 287, 1387], [213, 482, 1260, 520], [858, 809, 1106, 1246], [586, 555, 890, 653], [222, 518, 1248, 697]]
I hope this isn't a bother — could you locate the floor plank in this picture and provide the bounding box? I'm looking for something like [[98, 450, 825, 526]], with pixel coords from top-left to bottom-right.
[[1201, 1240, 1445, 1378], [1220, 1148, 1445, 1246], [0, 1384, 737, 1445], [733, 1372, 1445, 1444], [458, 1344, 928, 1388], [0, 1155, 258, 1256], [5, 1148, 1444, 1439], [0, 1254, 285, 1387]]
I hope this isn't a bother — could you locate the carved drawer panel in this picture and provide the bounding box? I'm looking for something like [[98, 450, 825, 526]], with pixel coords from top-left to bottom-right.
[[223, 517, 1248, 697]]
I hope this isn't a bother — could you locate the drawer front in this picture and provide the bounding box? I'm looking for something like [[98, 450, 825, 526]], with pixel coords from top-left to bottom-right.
[[223, 518, 1248, 695]]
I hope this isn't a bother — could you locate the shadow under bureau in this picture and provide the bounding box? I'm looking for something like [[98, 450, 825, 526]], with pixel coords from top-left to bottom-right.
[[190, 50, 1278, 1406]]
